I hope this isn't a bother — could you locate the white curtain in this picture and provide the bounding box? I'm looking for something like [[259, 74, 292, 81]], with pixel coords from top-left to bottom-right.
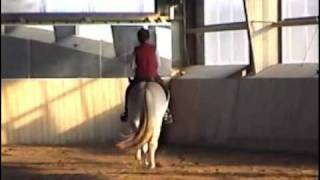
[[155, 27, 172, 60], [282, 0, 319, 63], [205, 30, 249, 65], [204, 0, 245, 25], [204, 0, 248, 65], [282, 25, 319, 64], [282, 0, 319, 19]]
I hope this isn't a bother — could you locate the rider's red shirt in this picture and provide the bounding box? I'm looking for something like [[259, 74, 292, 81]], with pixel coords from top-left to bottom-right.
[[134, 43, 158, 78]]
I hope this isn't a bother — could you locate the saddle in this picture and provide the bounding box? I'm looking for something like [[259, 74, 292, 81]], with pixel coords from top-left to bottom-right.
[[123, 76, 173, 124], [129, 76, 169, 99]]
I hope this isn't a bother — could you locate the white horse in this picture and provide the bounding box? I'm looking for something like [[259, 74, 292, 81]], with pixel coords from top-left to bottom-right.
[[116, 81, 169, 169]]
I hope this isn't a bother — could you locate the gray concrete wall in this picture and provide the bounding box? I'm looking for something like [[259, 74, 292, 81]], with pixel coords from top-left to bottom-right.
[[166, 79, 240, 145], [30, 40, 100, 78], [165, 77, 318, 154], [5, 26, 55, 43], [1, 35, 171, 78], [56, 36, 116, 58], [231, 79, 318, 154], [1, 36, 30, 78]]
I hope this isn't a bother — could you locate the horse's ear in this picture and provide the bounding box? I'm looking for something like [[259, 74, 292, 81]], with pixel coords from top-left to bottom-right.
[[170, 68, 185, 78]]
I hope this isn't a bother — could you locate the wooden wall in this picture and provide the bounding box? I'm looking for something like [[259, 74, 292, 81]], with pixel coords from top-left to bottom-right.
[[1, 78, 128, 145]]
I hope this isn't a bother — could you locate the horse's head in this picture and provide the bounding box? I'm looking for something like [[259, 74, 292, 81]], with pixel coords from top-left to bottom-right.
[[170, 68, 185, 78]]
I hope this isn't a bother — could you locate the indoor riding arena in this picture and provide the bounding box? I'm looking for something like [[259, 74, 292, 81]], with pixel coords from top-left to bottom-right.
[[1, 0, 319, 179]]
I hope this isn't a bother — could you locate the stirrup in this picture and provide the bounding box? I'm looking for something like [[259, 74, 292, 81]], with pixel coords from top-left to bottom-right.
[[120, 112, 128, 122], [163, 109, 173, 124]]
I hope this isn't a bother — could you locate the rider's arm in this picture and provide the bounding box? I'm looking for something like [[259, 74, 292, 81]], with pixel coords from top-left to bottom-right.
[[120, 50, 135, 76], [130, 53, 136, 71]]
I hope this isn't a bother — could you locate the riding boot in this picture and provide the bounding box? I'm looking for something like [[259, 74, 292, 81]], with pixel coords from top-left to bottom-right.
[[120, 78, 135, 122], [120, 99, 128, 122]]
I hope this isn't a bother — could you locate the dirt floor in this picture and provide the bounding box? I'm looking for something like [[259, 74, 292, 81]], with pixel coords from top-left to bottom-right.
[[1, 145, 318, 180]]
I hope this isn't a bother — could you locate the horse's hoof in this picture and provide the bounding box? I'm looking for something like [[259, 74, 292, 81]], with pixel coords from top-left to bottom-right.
[[135, 155, 142, 161], [144, 161, 149, 166], [149, 164, 156, 169]]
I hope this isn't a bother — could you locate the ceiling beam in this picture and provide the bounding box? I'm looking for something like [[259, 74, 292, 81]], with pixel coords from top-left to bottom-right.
[[187, 22, 247, 34], [273, 16, 319, 27], [1, 13, 169, 24]]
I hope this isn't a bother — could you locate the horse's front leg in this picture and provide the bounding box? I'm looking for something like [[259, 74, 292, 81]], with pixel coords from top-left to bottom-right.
[[141, 144, 149, 167]]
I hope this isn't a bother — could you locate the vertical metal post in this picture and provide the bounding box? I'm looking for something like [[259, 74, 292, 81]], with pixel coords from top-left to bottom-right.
[[182, 0, 190, 66], [27, 38, 31, 78], [242, 0, 256, 75], [278, 0, 282, 64], [195, 0, 205, 65], [99, 41, 102, 77]]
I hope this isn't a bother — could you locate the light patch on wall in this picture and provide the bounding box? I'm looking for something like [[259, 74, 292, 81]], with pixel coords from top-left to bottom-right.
[[12, 109, 43, 130], [1, 80, 46, 144], [49, 79, 126, 135], [156, 27, 172, 60], [78, 24, 113, 43], [1, 130, 7, 145], [1, 79, 127, 144], [1, 80, 46, 124], [50, 84, 84, 134], [25, 25, 54, 31]]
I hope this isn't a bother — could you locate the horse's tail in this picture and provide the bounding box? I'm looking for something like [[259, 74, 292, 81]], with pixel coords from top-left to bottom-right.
[[116, 84, 154, 150]]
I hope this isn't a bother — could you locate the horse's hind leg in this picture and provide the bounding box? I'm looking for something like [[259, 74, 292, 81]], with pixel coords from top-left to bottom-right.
[[148, 140, 158, 169], [148, 126, 161, 169], [136, 143, 148, 161]]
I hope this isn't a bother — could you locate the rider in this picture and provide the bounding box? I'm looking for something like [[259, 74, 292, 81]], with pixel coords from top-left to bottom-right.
[[120, 28, 171, 123]]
